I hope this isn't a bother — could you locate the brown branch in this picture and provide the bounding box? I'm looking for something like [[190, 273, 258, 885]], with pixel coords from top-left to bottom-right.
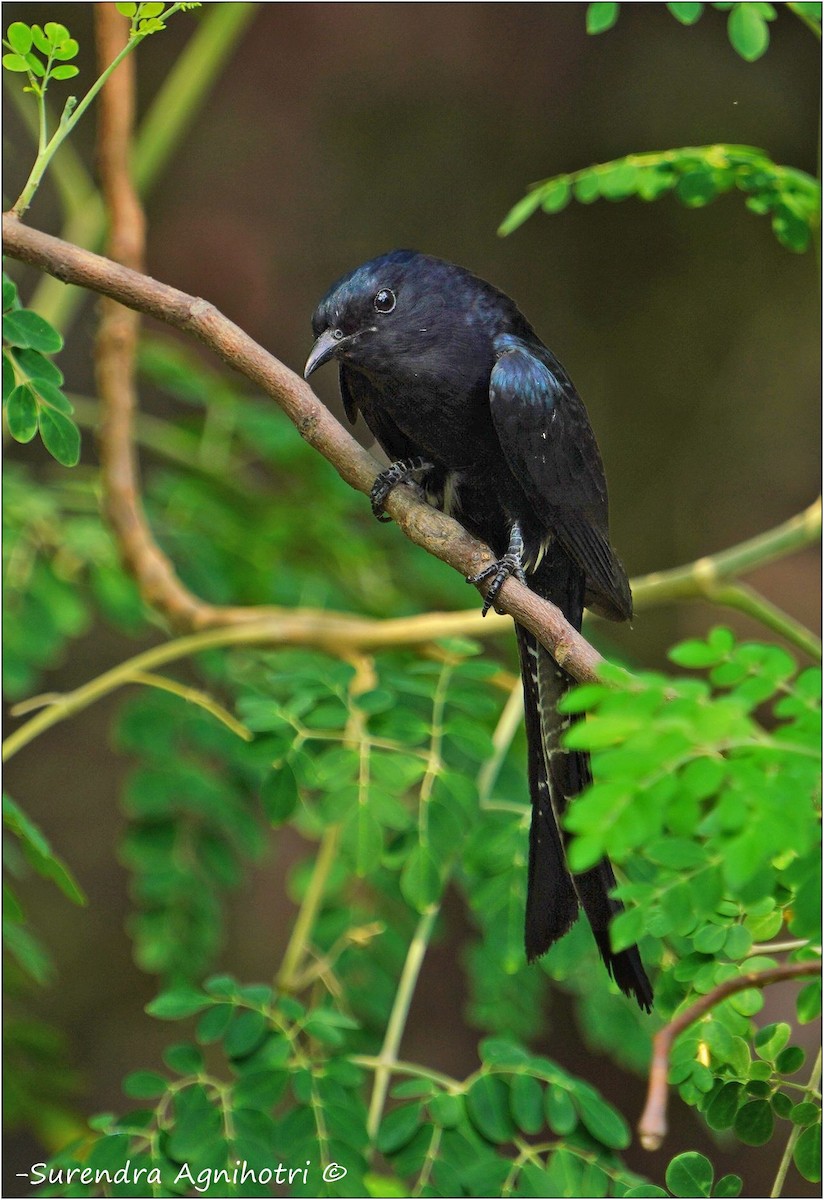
[[93, 5, 209, 627], [2, 213, 607, 684], [638, 960, 821, 1151]]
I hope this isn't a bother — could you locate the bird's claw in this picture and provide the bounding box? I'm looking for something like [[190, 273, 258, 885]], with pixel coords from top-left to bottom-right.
[[370, 457, 432, 523], [468, 553, 527, 617]]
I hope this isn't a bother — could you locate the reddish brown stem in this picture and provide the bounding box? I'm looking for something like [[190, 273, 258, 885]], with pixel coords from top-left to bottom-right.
[[639, 960, 820, 1150]]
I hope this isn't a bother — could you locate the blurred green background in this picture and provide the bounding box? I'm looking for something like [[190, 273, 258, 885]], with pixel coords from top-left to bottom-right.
[[3, 2, 819, 1194]]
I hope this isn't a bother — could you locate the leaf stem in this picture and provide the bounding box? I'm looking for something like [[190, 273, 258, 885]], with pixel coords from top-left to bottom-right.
[[366, 903, 440, 1141], [639, 960, 821, 1150], [276, 823, 342, 992], [771, 1047, 822, 1197]]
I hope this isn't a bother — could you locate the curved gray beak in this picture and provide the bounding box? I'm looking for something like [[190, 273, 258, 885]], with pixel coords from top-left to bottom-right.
[[304, 328, 343, 379]]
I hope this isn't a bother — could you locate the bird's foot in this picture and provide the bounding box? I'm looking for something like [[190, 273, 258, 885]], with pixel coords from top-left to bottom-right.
[[370, 457, 433, 522], [468, 522, 527, 616]]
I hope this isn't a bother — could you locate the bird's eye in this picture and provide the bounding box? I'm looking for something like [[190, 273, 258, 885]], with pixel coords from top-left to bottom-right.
[[373, 288, 396, 313]]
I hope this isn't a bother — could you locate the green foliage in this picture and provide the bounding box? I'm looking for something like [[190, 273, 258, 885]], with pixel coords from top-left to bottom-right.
[[3, 6, 820, 1198], [115, 2, 202, 39], [559, 630, 821, 1177], [116, 689, 267, 982], [499, 145, 820, 252], [506, 6, 821, 254], [3, 273, 81, 465], [2, 20, 79, 87], [585, 2, 819, 60], [38, 992, 662, 1198]]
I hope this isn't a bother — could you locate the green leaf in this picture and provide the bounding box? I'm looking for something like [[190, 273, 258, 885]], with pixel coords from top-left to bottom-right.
[[572, 1083, 631, 1148], [610, 905, 645, 952], [376, 1104, 422, 1154], [466, 1075, 515, 1143], [734, 1098, 774, 1145], [44, 22, 70, 44], [2, 52, 32, 72], [706, 1082, 742, 1130], [794, 1123, 822, 1183], [509, 1073, 544, 1134], [30, 25, 51, 54], [51, 38, 79, 61], [545, 1085, 577, 1134], [145, 988, 208, 1019], [116, 3, 138, 15], [5, 384, 38, 443], [35, 379, 73, 415], [797, 980, 821, 1024], [13, 345, 63, 386], [714, 1175, 743, 1198], [38, 408, 80, 466], [667, 2, 704, 23], [123, 1070, 167, 1098], [50, 64, 79, 79], [260, 764, 298, 825], [790, 1102, 821, 1127], [754, 1021, 791, 1061], [665, 1152, 713, 1198], [224, 1009, 268, 1057], [586, 3, 620, 34], [676, 170, 718, 207], [7, 22, 33, 53], [727, 3, 770, 60], [540, 178, 571, 213], [3, 308, 63, 352], [163, 1043, 204, 1074], [775, 1045, 805, 1075], [428, 1092, 464, 1128], [3, 794, 87, 904], [399, 843, 441, 911]]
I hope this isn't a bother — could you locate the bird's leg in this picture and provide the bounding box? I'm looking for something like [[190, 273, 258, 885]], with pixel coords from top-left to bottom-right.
[[370, 456, 433, 522], [468, 520, 527, 617]]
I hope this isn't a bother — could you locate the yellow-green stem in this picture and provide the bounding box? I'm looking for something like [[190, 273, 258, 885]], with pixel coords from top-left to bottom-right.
[[771, 1048, 822, 1197], [366, 903, 440, 1142], [276, 823, 342, 992]]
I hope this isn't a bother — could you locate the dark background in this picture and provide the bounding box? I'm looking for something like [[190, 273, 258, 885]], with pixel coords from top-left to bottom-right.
[[4, 3, 820, 1196]]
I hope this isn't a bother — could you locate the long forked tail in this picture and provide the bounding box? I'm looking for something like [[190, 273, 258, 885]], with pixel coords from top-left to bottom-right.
[[516, 557, 653, 1012]]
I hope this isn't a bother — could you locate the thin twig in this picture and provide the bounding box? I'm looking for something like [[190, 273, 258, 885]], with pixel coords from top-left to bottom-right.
[[638, 961, 821, 1150], [366, 904, 440, 1142], [0, 614, 526, 762], [276, 823, 343, 993], [771, 1047, 822, 1198]]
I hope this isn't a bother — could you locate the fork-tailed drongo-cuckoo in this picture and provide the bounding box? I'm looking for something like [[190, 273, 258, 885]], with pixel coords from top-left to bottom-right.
[[305, 250, 652, 1011]]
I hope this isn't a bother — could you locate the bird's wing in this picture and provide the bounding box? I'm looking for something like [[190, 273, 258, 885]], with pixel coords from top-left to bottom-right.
[[339, 366, 359, 424], [489, 333, 631, 620]]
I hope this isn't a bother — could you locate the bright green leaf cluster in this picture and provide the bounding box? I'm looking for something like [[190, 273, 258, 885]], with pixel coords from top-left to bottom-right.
[[3, 274, 81, 466], [2, 20, 79, 88], [499, 144, 821, 252], [585, 3, 815, 62], [115, 2, 201, 39]]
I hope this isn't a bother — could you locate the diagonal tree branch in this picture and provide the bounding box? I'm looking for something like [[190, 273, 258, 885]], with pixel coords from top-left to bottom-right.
[[638, 960, 821, 1151], [2, 212, 606, 684]]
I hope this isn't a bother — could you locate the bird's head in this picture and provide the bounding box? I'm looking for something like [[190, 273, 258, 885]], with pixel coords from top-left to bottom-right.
[[304, 249, 473, 383]]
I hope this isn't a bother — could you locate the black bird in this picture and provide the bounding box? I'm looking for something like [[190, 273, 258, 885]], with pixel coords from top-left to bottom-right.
[[305, 250, 652, 1011]]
